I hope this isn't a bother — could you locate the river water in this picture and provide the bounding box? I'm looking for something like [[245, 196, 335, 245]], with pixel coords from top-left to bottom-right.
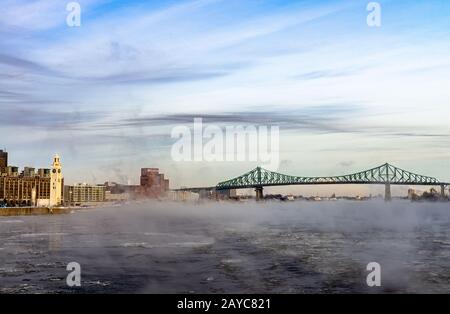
[[0, 200, 449, 293]]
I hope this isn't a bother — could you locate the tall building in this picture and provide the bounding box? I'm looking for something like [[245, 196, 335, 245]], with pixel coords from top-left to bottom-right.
[[50, 154, 63, 207], [140, 168, 159, 186], [0, 149, 7, 173], [140, 168, 169, 198]]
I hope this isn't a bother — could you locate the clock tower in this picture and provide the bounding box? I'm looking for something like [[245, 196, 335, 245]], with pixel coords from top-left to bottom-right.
[[50, 154, 63, 207]]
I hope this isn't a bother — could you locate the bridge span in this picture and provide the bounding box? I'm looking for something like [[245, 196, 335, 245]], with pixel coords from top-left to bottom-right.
[[179, 163, 450, 201]]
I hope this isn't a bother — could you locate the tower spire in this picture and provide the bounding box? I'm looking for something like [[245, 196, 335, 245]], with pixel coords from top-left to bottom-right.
[[50, 154, 63, 207]]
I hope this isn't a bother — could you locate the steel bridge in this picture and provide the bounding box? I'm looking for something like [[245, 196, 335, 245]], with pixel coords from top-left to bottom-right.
[[213, 163, 449, 201]]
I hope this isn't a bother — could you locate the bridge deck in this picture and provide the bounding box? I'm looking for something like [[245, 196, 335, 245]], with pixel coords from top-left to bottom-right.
[[215, 181, 450, 190], [215, 163, 449, 190]]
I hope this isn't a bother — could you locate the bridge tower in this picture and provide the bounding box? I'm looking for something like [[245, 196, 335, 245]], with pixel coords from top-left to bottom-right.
[[384, 163, 392, 202], [385, 183, 391, 202], [255, 186, 264, 201], [255, 166, 264, 200]]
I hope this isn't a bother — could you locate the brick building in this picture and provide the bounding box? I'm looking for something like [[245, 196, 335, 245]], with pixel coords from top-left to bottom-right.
[[139, 168, 169, 198]]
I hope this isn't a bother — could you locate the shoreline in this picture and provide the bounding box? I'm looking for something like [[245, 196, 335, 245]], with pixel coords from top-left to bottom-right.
[[1, 198, 447, 217], [0, 207, 73, 217]]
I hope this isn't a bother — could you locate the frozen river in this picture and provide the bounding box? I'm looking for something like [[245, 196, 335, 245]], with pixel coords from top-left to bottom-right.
[[0, 200, 449, 293]]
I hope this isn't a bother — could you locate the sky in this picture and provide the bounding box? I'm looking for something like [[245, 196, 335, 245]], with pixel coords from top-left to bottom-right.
[[1, 0, 450, 194]]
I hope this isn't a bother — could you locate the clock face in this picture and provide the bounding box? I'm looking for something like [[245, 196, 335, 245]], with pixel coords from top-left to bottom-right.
[[52, 169, 56, 173], [58, 169, 61, 173]]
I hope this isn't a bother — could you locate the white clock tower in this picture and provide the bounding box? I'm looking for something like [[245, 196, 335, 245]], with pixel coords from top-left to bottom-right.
[[50, 154, 63, 207]]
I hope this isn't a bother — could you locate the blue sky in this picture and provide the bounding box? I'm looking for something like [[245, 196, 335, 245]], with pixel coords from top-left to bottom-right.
[[1, 0, 450, 193]]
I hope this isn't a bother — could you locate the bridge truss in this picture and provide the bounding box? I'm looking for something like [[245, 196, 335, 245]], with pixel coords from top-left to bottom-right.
[[216, 163, 446, 190]]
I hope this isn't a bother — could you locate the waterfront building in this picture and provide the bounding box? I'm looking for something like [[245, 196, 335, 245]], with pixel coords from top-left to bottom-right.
[[140, 168, 169, 198], [105, 190, 130, 202], [101, 168, 171, 202], [104, 181, 140, 200], [64, 183, 106, 204], [50, 154, 63, 206], [0, 152, 62, 207], [0, 175, 51, 206], [167, 190, 200, 202]]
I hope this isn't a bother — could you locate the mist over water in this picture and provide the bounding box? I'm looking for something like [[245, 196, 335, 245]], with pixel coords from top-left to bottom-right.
[[0, 200, 449, 293]]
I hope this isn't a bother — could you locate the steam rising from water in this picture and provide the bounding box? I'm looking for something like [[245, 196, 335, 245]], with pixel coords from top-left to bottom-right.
[[0, 200, 449, 293]]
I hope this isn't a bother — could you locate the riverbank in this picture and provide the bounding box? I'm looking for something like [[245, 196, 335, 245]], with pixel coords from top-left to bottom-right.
[[0, 207, 72, 217]]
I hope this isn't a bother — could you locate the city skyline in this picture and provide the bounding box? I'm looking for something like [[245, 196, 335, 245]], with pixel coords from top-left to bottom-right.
[[1, 148, 446, 199], [1, 0, 450, 191]]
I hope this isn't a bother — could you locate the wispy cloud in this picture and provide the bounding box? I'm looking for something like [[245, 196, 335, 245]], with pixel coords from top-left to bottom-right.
[[292, 66, 366, 80], [0, 106, 105, 128], [0, 53, 66, 78]]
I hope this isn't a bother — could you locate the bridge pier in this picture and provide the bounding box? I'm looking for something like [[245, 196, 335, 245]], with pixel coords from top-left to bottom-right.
[[255, 186, 264, 201], [385, 183, 392, 202], [441, 185, 446, 199]]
